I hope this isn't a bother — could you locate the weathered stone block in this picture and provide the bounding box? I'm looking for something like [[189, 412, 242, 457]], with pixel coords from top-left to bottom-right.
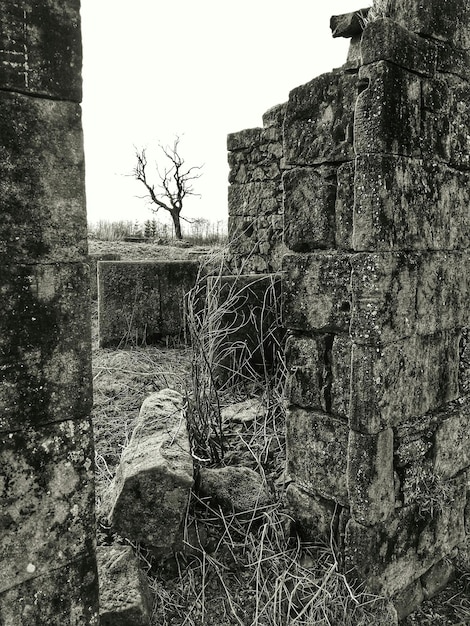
[[287, 407, 349, 504], [330, 9, 367, 39], [228, 181, 279, 218], [0, 554, 99, 626], [351, 156, 470, 251], [109, 389, 193, 549], [98, 545, 152, 626], [283, 166, 337, 251], [227, 128, 263, 152], [392, 579, 425, 620], [284, 71, 357, 166], [262, 102, 287, 129], [345, 476, 466, 595], [0, 91, 87, 264], [350, 332, 460, 433], [434, 400, 470, 479], [351, 252, 469, 344], [0, 263, 92, 432], [354, 61, 423, 158], [0, 1, 82, 101], [98, 260, 199, 347], [285, 334, 330, 411], [347, 429, 395, 525], [228, 215, 285, 273], [286, 334, 350, 419], [385, 0, 470, 50], [420, 558, 455, 600], [0, 418, 96, 593], [361, 19, 437, 77], [355, 63, 470, 168], [285, 483, 338, 541], [283, 252, 351, 333]]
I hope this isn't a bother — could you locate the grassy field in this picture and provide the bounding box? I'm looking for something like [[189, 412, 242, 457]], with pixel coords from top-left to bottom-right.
[[91, 241, 470, 625]]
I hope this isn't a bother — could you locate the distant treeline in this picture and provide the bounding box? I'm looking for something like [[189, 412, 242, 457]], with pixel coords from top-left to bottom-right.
[[88, 217, 228, 245]]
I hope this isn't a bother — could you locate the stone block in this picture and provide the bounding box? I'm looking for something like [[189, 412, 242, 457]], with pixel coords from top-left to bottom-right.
[[284, 71, 357, 166], [98, 545, 152, 626], [0, 554, 99, 626], [88, 253, 121, 300], [392, 579, 424, 620], [285, 483, 338, 542], [228, 181, 279, 218], [287, 407, 349, 505], [0, 263, 92, 432], [345, 477, 466, 595], [347, 429, 395, 525], [285, 334, 330, 412], [350, 332, 460, 433], [355, 63, 470, 168], [361, 19, 437, 77], [420, 558, 455, 599], [109, 389, 193, 549], [434, 400, 470, 479], [351, 155, 470, 251], [354, 61, 423, 159], [282, 166, 337, 251], [227, 128, 263, 152], [0, 418, 96, 593], [0, 91, 87, 264], [385, 0, 470, 50], [0, 1, 82, 101], [351, 252, 469, 344], [285, 334, 350, 419], [283, 252, 351, 333], [98, 260, 199, 347], [330, 10, 367, 39]]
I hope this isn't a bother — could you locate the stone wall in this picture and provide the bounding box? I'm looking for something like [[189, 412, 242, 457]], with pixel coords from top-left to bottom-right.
[[229, 0, 470, 617], [227, 103, 287, 274], [282, 1, 470, 617], [0, 2, 99, 624]]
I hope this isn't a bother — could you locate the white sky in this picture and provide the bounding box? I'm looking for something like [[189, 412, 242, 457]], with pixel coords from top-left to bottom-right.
[[80, 1, 356, 227]]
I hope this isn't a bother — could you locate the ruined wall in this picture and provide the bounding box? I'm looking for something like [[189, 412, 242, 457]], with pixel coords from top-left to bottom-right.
[[0, 2, 99, 623], [227, 103, 287, 274], [282, 1, 470, 616]]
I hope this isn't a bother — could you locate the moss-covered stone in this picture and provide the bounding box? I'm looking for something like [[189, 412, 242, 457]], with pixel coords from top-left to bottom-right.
[[0, 263, 92, 432], [0, 554, 99, 625], [283, 166, 337, 251], [0, 418, 96, 593], [0, 91, 87, 263], [350, 332, 460, 433], [287, 407, 349, 505]]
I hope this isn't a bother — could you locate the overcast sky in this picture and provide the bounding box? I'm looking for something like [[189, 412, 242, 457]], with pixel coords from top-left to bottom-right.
[[81, 1, 354, 227]]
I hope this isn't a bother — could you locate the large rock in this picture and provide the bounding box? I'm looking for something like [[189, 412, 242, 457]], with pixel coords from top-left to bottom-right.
[[98, 544, 152, 626], [109, 389, 193, 549]]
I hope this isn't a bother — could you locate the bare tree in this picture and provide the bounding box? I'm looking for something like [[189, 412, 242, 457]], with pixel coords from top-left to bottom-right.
[[133, 137, 203, 239]]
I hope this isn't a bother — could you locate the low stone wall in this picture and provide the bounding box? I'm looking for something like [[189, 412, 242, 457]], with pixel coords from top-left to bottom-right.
[[98, 260, 199, 347]]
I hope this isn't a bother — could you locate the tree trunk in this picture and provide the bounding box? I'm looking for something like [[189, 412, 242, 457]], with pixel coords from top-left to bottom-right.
[[170, 210, 183, 240]]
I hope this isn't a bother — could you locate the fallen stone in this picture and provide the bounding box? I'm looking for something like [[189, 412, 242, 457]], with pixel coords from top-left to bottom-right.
[[98, 544, 152, 626], [109, 388, 193, 549], [198, 466, 271, 513]]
